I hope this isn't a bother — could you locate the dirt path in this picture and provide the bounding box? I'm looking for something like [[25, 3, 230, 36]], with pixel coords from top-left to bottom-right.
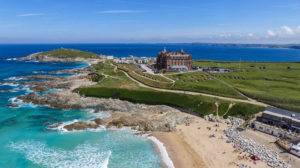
[[120, 69, 268, 107]]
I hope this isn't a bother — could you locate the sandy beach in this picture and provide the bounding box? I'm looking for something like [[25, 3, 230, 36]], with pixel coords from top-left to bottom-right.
[[153, 117, 269, 168]]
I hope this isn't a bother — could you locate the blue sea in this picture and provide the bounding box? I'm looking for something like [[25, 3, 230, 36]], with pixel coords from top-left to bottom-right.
[[1, 44, 300, 62], [0, 44, 300, 168]]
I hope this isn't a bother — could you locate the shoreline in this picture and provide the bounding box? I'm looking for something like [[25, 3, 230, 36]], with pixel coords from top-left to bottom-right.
[[147, 135, 175, 168], [5, 55, 292, 168], [151, 119, 269, 168], [4, 57, 180, 168]]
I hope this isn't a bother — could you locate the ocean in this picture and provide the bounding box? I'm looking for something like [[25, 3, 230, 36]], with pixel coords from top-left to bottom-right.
[[0, 44, 300, 168], [1, 44, 300, 62]]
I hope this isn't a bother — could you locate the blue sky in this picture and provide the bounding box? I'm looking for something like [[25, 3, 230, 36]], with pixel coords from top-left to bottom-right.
[[0, 0, 300, 43]]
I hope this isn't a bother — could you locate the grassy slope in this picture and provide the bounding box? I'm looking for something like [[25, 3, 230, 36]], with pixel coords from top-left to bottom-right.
[[38, 48, 99, 58], [193, 60, 300, 112], [167, 71, 244, 99], [76, 87, 264, 119], [75, 61, 265, 119], [117, 63, 244, 99]]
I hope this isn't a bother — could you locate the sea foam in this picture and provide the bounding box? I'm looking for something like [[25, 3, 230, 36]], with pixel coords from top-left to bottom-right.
[[8, 141, 111, 168], [4, 77, 24, 81], [6, 58, 17, 61], [9, 97, 37, 108], [0, 83, 19, 87], [49, 119, 106, 133], [148, 136, 175, 168]]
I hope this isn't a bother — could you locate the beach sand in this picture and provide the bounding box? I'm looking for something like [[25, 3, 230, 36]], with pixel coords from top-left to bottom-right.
[[153, 117, 269, 168]]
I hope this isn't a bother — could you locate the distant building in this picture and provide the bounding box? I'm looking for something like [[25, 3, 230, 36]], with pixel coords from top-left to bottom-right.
[[106, 56, 114, 60], [156, 48, 192, 71], [113, 55, 156, 64], [255, 106, 300, 133]]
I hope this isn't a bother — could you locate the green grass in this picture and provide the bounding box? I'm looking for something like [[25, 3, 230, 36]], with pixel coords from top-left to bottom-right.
[[166, 71, 245, 99], [75, 61, 265, 119], [135, 69, 172, 83], [116, 64, 173, 88], [38, 48, 99, 59], [75, 87, 264, 119], [117, 63, 244, 99], [92, 61, 300, 113], [193, 60, 300, 112]]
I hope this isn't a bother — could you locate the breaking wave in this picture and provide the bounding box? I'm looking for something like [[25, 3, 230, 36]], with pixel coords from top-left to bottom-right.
[[9, 97, 38, 108], [0, 83, 19, 87], [148, 136, 175, 168], [6, 58, 17, 61], [4, 77, 24, 81], [8, 141, 111, 168], [48, 119, 106, 133], [33, 71, 46, 74]]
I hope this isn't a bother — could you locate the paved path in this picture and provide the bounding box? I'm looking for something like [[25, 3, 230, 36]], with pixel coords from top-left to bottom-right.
[[140, 64, 155, 74], [120, 69, 268, 107]]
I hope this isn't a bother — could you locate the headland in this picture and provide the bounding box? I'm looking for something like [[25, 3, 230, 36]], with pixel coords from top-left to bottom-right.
[[6, 48, 300, 168]]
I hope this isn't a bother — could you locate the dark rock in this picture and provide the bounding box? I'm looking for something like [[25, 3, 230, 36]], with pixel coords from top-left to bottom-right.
[[63, 121, 99, 131], [92, 118, 106, 125], [6, 104, 19, 108]]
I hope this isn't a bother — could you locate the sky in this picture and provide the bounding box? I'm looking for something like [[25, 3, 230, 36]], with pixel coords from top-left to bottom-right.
[[0, 0, 300, 44]]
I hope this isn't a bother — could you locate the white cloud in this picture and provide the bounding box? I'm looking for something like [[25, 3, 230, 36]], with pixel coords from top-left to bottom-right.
[[267, 30, 276, 37], [248, 33, 254, 37], [280, 26, 294, 35], [98, 10, 146, 14], [18, 13, 44, 17]]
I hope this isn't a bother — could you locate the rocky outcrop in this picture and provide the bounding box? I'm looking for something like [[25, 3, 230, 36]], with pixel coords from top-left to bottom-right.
[[50, 66, 95, 75], [6, 104, 19, 108], [9, 60, 196, 132], [63, 122, 99, 131], [17, 53, 100, 64]]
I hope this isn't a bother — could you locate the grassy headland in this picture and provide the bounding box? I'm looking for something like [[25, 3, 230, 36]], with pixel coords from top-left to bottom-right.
[[37, 48, 99, 59], [116, 63, 244, 99], [75, 61, 265, 119], [193, 60, 300, 112]]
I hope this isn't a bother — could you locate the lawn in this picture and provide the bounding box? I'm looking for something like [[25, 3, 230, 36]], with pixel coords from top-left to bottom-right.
[[116, 63, 173, 88], [75, 87, 264, 120], [75, 61, 265, 119], [166, 71, 245, 99], [117, 63, 244, 99], [193, 60, 300, 112]]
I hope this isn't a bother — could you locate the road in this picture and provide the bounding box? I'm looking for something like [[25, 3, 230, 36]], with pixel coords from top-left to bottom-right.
[[140, 64, 155, 74], [120, 69, 268, 107]]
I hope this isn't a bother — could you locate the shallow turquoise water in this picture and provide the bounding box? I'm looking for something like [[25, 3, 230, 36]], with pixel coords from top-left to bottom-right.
[[0, 58, 161, 167]]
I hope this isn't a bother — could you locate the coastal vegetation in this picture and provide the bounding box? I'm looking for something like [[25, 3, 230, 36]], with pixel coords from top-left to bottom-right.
[[116, 63, 173, 88], [76, 87, 264, 119], [75, 61, 265, 119], [193, 60, 300, 112], [166, 71, 245, 99], [116, 63, 244, 99], [37, 48, 99, 58]]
